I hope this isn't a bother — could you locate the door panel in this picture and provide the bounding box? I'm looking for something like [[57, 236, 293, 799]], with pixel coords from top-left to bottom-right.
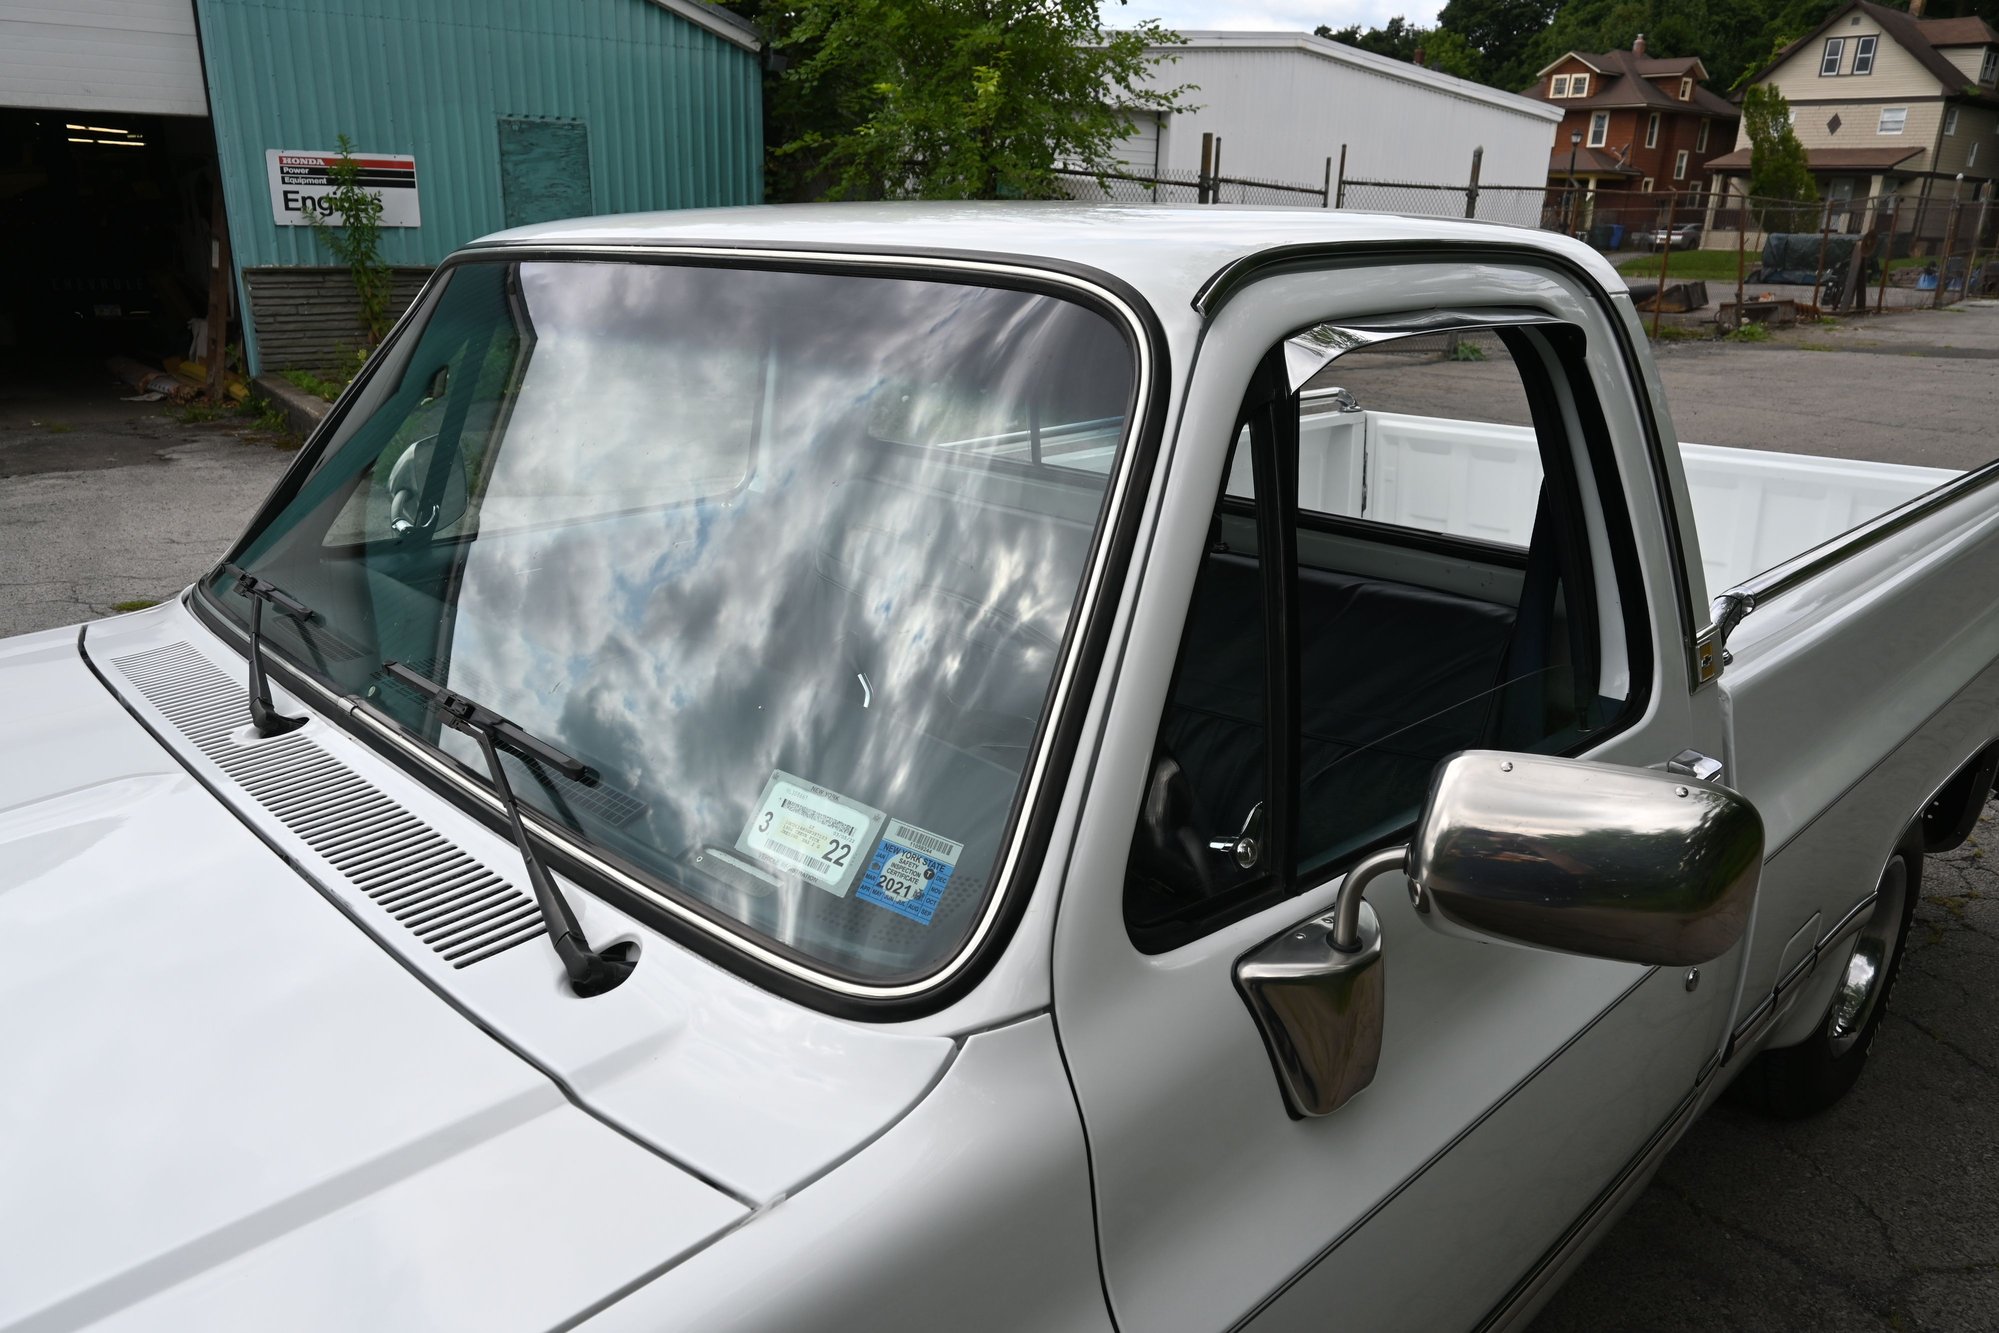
[[1053, 259, 1739, 1332]]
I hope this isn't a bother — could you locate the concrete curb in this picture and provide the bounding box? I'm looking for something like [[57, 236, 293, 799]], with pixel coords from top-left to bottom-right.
[[250, 374, 331, 439]]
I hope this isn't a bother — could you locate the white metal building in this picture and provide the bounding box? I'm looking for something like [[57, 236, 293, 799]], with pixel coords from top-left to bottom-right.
[[1127, 32, 1562, 202]]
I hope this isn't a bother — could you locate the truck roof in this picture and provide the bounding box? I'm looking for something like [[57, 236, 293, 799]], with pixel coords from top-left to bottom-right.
[[468, 202, 1629, 318]]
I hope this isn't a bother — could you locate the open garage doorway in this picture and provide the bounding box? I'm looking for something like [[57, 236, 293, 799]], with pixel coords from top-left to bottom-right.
[[0, 108, 229, 392]]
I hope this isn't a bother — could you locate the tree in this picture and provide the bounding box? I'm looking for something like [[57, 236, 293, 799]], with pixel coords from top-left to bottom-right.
[[1436, 0, 1561, 89], [1741, 83, 1819, 230], [1317, 16, 1424, 61], [741, 0, 1189, 202], [307, 135, 391, 348]]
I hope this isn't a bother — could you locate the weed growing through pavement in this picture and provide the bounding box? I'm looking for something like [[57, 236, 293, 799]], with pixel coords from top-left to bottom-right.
[[110, 599, 160, 613]]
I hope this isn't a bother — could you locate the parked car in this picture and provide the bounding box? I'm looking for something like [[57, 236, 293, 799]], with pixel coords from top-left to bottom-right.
[[1648, 221, 1703, 250], [9, 205, 1999, 1333]]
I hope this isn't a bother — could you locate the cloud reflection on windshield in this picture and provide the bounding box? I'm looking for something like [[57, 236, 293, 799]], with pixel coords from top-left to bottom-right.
[[419, 261, 1133, 977]]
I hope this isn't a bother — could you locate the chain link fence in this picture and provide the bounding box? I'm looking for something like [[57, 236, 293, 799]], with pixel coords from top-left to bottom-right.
[[1047, 144, 1997, 316], [1052, 167, 1327, 207]]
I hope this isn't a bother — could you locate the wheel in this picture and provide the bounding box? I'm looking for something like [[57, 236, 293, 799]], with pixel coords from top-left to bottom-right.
[[1729, 845, 1920, 1119]]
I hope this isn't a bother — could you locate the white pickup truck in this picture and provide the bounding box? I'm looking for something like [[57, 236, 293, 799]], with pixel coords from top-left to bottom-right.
[[7, 205, 1998, 1333]]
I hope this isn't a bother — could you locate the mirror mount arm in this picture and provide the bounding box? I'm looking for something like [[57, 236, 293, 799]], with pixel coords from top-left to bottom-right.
[[1332, 845, 1410, 951]]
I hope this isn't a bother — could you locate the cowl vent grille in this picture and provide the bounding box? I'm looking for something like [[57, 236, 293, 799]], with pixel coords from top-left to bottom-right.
[[112, 642, 545, 968]]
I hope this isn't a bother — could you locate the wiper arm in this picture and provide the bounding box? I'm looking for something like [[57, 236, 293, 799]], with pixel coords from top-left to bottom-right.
[[225, 564, 315, 738], [383, 661, 635, 998]]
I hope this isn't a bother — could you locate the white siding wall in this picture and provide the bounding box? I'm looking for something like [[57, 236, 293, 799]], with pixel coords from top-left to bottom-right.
[[0, 0, 207, 117], [1137, 36, 1559, 194]]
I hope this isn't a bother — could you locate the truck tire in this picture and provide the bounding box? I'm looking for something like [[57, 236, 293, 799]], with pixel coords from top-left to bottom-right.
[[1729, 843, 1921, 1119]]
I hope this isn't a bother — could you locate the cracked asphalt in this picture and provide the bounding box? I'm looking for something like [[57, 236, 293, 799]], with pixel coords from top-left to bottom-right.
[[3, 315, 1997, 1331], [1532, 814, 1999, 1331]]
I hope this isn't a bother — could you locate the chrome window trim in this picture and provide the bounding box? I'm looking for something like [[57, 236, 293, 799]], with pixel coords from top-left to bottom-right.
[[195, 243, 1159, 1005]]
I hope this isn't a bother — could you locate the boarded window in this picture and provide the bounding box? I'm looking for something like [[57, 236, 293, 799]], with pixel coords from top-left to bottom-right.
[[498, 117, 594, 229]]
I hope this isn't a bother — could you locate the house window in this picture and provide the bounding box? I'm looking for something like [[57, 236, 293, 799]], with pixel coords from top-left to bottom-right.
[[1821, 37, 1845, 76], [1588, 111, 1609, 147], [1646, 112, 1661, 148], [1642, 177, 1654, 192], [1697, 118, 1711, 152], [1946, 107, 1960, 136], [1983, 50, 1998, 84], [1879, 106, 1907, 134], [1571, 73, 1590, 97], [1680, 77, 1693, 100], [1853, 35, 1876, 74], [1973, 141, 1982, 168], [1552, 74, 1569, 97], [1674, 149, 1689, 180]]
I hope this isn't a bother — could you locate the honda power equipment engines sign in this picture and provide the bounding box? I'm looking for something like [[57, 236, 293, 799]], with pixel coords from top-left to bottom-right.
[[267, 150, 421, 227]]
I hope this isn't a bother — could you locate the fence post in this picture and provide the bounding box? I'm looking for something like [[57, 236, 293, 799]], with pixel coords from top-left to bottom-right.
[[1935, 177, 1964, 309], [1465, 147, 1483, 220], [1652, 193, 1673, 341], [1840, 200, 1873, 315], [1198, 133, 1213, 205], [1212, 137, 1224, 204], [1810, 201, 1832, 312], [1322, 156, 1332, 208], [1968, 184, 1994, 298], [1734, 195, 1747, 326], [1877, 197, 1901, 313], [1335, 143, 1347, 209]]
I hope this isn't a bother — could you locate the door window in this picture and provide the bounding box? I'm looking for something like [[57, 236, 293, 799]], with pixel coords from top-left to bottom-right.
[[1125, 324, 1646, 947]]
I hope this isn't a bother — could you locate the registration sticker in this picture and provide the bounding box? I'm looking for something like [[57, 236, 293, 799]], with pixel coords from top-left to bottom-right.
[[737, 771, 884, 898], [856, 819, 964, 926]]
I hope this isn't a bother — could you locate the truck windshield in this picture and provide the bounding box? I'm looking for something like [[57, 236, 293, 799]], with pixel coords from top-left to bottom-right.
[[205, 257, 1139, 986]]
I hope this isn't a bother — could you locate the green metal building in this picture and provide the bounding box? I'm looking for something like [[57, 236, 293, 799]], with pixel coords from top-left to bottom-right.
[[192, 0, 763, 371]]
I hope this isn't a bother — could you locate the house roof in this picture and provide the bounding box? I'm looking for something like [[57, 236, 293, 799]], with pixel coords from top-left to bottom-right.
[[1752, 2, 1996, 104], [1548, 145, 1642, 177], [1704, 144, 1924, 173], [1533, 47, 1738, 118], [1919, 16, 1999, 48]]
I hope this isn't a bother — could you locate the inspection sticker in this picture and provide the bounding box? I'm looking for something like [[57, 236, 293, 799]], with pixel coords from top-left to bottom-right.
[[736, 771, 884, 898], [856, 819, 964, 926]]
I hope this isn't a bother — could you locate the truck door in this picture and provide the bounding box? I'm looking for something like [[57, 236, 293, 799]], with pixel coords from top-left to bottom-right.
[[1051, 258, 1741, 1332]]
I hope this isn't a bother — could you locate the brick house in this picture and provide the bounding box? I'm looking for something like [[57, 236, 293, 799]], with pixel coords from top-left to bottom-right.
[[1530, 35, 1740, 233]]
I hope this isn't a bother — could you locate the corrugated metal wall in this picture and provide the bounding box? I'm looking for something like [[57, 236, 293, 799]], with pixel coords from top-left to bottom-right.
[[1145, 40, 1559, 192], [195, 0, 763, 278]]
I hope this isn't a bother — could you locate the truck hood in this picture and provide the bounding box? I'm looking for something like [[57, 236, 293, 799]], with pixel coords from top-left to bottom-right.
[[0, 612, 955, 1329], [0, 624, 745, 1331]]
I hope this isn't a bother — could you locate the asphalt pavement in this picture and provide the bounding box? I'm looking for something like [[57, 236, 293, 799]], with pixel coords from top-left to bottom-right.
[[2, 313, 1997, 1331], [0, 359, 294, 636]]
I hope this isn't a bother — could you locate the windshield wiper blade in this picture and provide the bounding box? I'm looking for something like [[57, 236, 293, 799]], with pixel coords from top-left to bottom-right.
[[225, 564, 315, 738], [383, 660, 635, 998]]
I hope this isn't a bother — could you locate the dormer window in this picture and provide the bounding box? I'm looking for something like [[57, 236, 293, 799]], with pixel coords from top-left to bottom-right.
[[1853, 35, 1876, 74], [1570, 73, 1589, 97], [1552, 74, 1569, 96], [1982, 49, 1998, 84], [1679, 77, 1693, 100], [1821, 37, 1845, 76]]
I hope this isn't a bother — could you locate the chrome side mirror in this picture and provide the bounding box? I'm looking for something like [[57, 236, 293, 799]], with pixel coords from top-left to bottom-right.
[[1235, 751, 1762, 1118], [1407, 751, 1762, 967]]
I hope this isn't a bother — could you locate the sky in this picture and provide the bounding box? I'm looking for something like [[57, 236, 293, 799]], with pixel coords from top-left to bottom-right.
[[1104, 0, 1446, 35]]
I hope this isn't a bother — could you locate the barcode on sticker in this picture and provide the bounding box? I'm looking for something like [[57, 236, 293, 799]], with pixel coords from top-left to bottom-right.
[[884, 819, 963, 862]]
